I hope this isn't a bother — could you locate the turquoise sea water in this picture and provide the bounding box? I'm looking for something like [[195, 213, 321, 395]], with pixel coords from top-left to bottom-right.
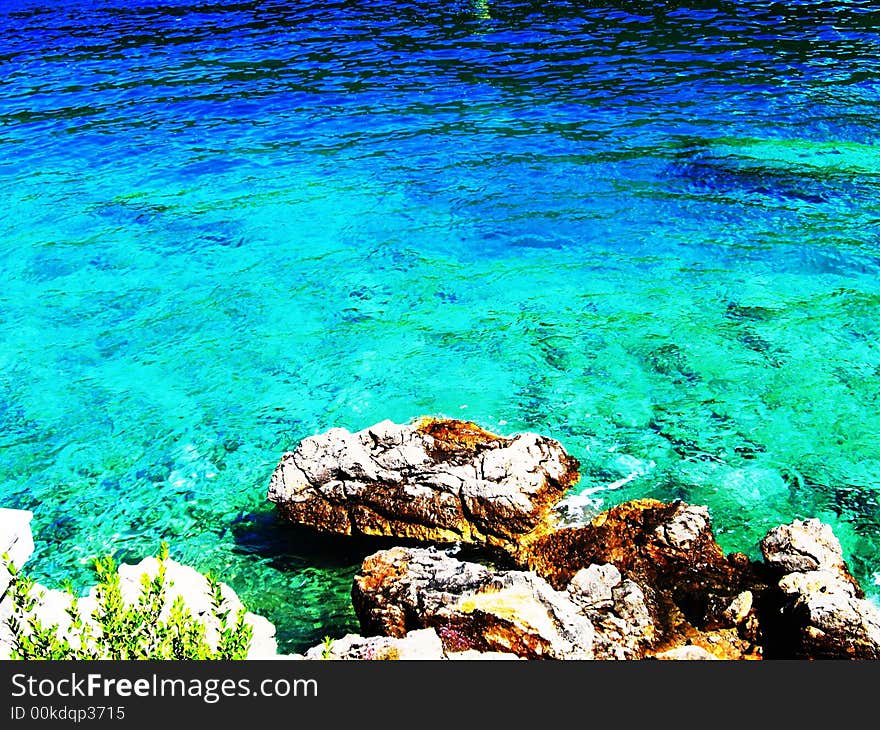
[[2, 0, 880, 651]]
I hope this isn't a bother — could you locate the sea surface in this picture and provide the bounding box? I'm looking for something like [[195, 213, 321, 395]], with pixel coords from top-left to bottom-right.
[[1, 0, 879, 652]]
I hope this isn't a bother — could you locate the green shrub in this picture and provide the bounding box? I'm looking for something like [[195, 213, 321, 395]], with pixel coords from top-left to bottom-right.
[[1, 543, 253, 660]]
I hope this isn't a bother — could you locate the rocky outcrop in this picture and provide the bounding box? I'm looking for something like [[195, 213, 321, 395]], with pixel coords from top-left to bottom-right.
[[761, 519, 880, 659], [286, 495, 880, 660], [266, 412, 880, 660], [526, 499, 750, 591], [347, 507, 772, 661], [266, 416, 880, 660], [351, 546, 595, 659], [268, 418, 579, 559], [761, 518, 851, 576]]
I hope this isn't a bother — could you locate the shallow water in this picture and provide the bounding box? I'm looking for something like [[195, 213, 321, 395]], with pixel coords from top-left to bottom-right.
[[1, 0, 880, 652]]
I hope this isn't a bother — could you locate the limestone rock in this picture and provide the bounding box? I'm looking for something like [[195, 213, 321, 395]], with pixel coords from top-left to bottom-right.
[[352, 546, 594, 659], [779, 573, 880, 659], [268, 418, 579, 558], [722, 591, 754, 627], [445, 649, 523, 660], [762, 519, 880, 659], [761, 519, 850, 576], [526, 499, 761, 649], [300, 628, 523, 660], [566, 564, 654, 659], [0, 509, 34, 598], [653, 645, 719, 660], [304, 628, 446, 660], [653, 628, 761, 660]]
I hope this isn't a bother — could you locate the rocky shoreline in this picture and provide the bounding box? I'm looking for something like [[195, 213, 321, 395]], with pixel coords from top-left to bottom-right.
[[272, 418, 880, 660], [3, 418, 879, 660]]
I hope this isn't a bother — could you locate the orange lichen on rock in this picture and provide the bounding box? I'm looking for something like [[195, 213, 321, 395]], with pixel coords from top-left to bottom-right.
[[351, 546, 594, 659], [525, 499, 768, 658], [526, 499, 736, 589], [415, 417, 506, 452]]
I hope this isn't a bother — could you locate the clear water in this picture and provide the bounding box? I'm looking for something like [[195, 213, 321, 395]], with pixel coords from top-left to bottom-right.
[[2, 0, 880, 652]]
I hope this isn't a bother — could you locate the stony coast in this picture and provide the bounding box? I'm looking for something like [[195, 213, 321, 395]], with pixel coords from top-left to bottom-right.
[[4, 418, 878, 660]]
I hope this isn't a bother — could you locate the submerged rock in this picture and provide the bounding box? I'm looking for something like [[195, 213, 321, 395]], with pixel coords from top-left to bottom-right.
[[761, 519, 880, 659], [351, 546, 594, 659], [268, 418, 579, 558]]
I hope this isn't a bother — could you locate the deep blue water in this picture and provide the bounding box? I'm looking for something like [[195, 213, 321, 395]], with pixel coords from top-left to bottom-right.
[[2, 0, 880, 652]]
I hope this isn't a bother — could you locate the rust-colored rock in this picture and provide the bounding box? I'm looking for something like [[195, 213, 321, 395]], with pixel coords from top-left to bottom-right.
[[268, 418, 579, 558], [416, 418, 504, 457], [340, 494, 880, 660], [527, 499, 731, 586], [349, 538, 761, 660], [527, 500, 760, 599], [526, 499, 766, 658]]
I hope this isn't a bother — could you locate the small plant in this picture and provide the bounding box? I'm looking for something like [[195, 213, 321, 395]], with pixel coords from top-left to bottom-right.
[[1, 544, 253, 660], [206, 571, 253, 660], [320, 635, 335, 659]]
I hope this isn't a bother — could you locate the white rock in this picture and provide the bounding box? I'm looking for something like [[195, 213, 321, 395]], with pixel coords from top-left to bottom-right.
[[0, 509, 34, 598], [654, 645, 719, 660], [303, 628, 446, 660], [761, 519, 847, 574]]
